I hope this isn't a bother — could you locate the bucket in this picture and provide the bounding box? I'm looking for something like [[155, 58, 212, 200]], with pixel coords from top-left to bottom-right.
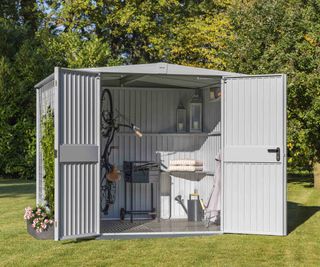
[[187, 195, 203, 222]]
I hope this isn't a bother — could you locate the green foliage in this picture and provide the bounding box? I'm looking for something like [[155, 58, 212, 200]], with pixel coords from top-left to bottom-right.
[[41, 31, 121, 68], [41, 107, 55, 212], [43, 0, 233, 67], [0, 25, 53, 179], [0, 0, 319, 177], [226, 0, 320, 170]]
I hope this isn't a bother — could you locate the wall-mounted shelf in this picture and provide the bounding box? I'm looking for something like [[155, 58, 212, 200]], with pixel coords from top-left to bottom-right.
[[166, 170, 214, 180], [116, 131, 221, 136]]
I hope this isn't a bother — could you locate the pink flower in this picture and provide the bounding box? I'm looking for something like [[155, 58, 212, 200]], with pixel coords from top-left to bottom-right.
[[24, 205, 54, 233], [24, 207, 34, 220]]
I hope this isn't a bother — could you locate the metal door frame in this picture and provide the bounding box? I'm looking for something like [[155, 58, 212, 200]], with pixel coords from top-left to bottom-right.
[[54, 67, 101, 240], [220, 74, 287, 235]]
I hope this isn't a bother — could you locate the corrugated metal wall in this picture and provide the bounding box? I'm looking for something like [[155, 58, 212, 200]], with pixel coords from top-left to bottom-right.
[[163, 136, 220, 218], [223, 162, 283, 234], [36, 79, 55, 205], [104, 88, 195, 132], [102, 87, 221, 219], [222, 75, 286, 235], [59, 163, 99, 237], [57, 69, 100, 239], [203, 87, 221, 133]]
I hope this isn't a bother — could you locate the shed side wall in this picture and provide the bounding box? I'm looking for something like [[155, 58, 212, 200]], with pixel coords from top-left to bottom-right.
[[36, 79, 55, 205]]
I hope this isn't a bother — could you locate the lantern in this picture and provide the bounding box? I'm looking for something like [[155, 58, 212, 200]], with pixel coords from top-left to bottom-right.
[[176, 103, 186, 132], [209, 85, 221, 101], [189, 91, 202, 132]]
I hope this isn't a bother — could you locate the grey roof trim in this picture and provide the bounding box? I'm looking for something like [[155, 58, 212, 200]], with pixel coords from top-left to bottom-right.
[[34, 73, 54, 89], [34, 63, 242, 89], [78, 62, 240, 77]]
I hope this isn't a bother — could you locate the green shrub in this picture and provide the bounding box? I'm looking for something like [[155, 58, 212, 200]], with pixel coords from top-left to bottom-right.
[[41, 107, 55, 213]]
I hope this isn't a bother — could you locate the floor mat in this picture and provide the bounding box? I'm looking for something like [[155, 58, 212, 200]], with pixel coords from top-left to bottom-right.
[[101, 219, 220, 233]]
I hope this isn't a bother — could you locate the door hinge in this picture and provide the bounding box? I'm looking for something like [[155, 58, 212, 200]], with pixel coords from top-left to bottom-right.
[[54, 220, 58, 228], [54, 80, 58, 87], [54, 149, 58, 158]]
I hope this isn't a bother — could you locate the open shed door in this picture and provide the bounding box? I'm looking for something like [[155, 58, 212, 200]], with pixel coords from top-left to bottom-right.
[[222, 75, 286, 236], [54, 68, 100, 240]]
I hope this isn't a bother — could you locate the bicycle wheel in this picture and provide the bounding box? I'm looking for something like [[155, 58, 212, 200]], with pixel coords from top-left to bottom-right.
[[101, 89, 114, 139]]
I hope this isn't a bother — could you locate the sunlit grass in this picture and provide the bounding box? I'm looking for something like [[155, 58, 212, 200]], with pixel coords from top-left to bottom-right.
[[0, 177, 320, 266]]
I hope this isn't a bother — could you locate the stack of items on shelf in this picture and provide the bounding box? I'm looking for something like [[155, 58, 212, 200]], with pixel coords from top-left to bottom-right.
[[168, 159, 203, 172]]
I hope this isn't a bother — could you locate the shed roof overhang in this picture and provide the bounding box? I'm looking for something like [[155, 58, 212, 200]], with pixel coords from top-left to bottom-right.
[[35, 63, 242, 89], [79, 63, 242, 89]]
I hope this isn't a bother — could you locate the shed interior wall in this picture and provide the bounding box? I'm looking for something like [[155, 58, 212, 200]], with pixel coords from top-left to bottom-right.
[[101, 85, 221, 222]]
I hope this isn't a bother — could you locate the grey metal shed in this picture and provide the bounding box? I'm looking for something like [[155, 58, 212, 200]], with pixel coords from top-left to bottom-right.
[[35, 63, 287, 240]]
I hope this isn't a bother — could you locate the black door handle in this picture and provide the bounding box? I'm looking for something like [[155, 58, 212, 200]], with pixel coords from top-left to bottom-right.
[[268, 147, 280, 161]]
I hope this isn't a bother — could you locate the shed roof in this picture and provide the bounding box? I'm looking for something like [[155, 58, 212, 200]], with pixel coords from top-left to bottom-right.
[[35, 63, 241, 89], [78, 62, 238, 76]]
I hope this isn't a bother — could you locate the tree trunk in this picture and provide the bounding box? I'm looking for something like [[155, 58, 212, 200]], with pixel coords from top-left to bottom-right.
[[314, 162, 320, 189]]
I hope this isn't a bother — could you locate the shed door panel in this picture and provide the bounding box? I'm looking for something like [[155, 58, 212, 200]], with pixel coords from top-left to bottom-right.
[[222, 75, 286, 236], [55, 68, 100, 240]]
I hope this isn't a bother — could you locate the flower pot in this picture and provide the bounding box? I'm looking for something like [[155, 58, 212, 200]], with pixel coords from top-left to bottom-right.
[[27, 222, 54, 240], [314, 162, 320, 190]]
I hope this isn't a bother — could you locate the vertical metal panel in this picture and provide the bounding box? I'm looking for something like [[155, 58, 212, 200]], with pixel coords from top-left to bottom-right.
[[56, 69, 100, 240], [222, 75, 286, 236], [103, 133, 220, 219], [106, 87, 194, 133], [54, 67, 60, 241], [101, 87, 222, 220], [282, 75, 287, 235], [36, 88, 40, 205], [170, 174, 214, 219], [203, 87, 221, 133], [36, 78, 55, 205]]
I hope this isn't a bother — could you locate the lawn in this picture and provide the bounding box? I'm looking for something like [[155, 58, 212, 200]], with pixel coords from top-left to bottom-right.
[[0, 176, 320, 267]]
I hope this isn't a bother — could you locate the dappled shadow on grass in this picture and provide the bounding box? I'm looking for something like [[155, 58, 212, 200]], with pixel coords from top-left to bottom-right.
[[288, 201, 320, 234], [62, 237, 98, 244], [288, 174, 314, 188], [287, 174, 319, 233], [0, 182, 36, 198]]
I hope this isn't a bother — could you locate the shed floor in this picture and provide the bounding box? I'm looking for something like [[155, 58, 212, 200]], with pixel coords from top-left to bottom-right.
[[101, 219, 220, 233]]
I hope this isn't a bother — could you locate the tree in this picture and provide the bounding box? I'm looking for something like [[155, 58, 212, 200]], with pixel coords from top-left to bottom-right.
[[0, 35, 53, 178], [41, 0, 233, 68], [226, 0, 320, 170], [40, 30, 120, 68], [0, 1, 52, 179]]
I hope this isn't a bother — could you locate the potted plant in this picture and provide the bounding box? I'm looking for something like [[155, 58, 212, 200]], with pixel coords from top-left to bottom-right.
[[24, 206, 54, 240], [24, 107, 55, 240]]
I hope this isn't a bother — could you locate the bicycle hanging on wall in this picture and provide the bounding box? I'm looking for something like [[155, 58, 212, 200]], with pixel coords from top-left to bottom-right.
[[100, 88, 143, 215]]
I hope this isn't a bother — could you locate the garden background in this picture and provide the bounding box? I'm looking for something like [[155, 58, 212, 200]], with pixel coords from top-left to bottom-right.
[[0, 0, 319, 180]]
